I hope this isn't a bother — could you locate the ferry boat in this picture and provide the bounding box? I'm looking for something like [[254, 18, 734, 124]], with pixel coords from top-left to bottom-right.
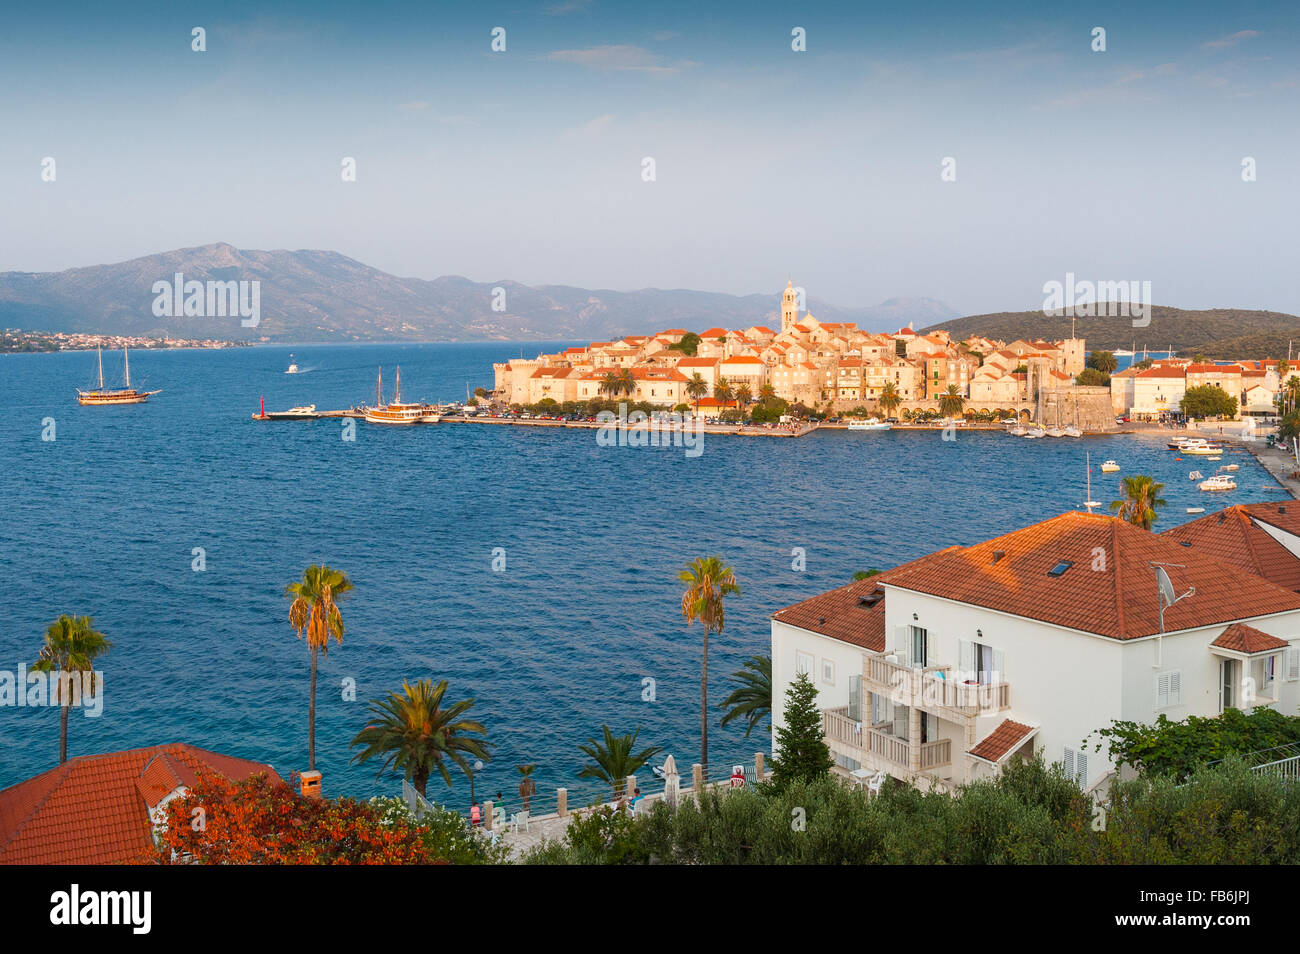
[[76, 347, 161, 405], [364, 367, 428, 425], [1100, 460, 1120, 473], [848, 418, 891, 430], [286, 354, 300, 374]]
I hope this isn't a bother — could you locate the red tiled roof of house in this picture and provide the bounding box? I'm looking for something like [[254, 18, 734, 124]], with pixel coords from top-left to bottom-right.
[[1137, 366, 1186, 378], [563, 347, 587, 354], [675, 357, 719, 367], [748, 326, 777, 335], [630, 367, 688, 381], [0, 743, 281, 865], [1186, 363, 1237, 374], [969, 720, 1037, 763], [1211, 623, 1291, 654], [793, 324, 811, 333], [530, 366, 572, 378], [878, 511, 1300, 640], [1160, 505, 1300, 593], [721, 355, 764, 365], [699, 327, 729, 338], [695, 397, 738, 408]]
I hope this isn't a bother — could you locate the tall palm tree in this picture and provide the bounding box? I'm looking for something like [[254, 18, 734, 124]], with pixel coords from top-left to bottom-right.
[[32, 614, 112, 764], [1110, 475, 1167, 530], [718, 654, 772, 738], [349, 678, 492, 797], [714, 377, 734, 410], [577, 726, 662, 798], [686, 373, 708, 416], [938, 384, 965, 418], [735, 382, 753, 419], [757, 383, 776, 406], [517, 763, 537, 812], [616, 367, 637, 399], [599, 371, 621, 399], [879, 381, 901, 417], [678, 555, 741, 772], [285, 564, 353, 770]]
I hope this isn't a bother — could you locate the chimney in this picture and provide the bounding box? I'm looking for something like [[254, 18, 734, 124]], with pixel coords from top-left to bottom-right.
[[299, 770, 322, 799], [992, 550, 1006, 564]]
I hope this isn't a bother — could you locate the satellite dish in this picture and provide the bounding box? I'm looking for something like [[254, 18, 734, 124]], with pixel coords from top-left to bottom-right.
[[1155, 566, 1176, 608]]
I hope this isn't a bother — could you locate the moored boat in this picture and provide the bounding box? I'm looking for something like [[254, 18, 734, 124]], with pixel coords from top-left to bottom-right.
[[364, 367, 430, 425], [1100, 460, 1120, 473], [1198, 473, 1237, 492], [848, 418, 891, 430]]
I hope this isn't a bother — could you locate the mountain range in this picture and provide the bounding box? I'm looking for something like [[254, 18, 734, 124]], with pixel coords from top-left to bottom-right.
[[0, 243, 959, 343]]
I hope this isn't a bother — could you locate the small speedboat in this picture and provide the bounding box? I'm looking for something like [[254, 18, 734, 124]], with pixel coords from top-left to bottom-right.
[[286, 354, 300, 374], [1100, 460, 1120, 473], [254, 404, 319, 420], [1223, 464, 1238, 471], [1186, 507, 1206, 514]]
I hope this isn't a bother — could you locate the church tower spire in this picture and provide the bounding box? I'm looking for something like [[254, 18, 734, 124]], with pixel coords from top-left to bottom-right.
[[781, 280, 798, 334]]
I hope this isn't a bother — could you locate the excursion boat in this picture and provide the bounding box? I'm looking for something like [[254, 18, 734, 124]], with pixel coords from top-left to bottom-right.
[[286, 354, 300, 374], [1183, 443, 1225, 456], [364, 367, 429, 425], [1100, 460, 1120, 473], [76, 347, 161, 405], [1199, 473, 1237, 492], [848, 418, 891, 430], [1169, 437, 1207, 450]]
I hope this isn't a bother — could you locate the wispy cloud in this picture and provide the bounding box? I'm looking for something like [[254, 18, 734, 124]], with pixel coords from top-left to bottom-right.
[[543, 0, 593, 15], [547, 44, 691, 74], [396, 101, 430, 111], [1202, 30, 1261, 50]]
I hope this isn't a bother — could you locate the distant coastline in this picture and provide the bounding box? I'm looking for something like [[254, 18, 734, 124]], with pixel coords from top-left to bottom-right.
[[0, 328, 251, 354]]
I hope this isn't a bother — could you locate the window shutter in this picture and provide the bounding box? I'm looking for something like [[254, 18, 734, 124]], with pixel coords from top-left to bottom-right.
[[1156, 672, 1170, 709], [926, 632, 937, 668], [893, 705, 908, 741], [1077, 752, 1089, 788], [958, 639, 974, 681], [1063, 747, 1075, 781], [1169, 671, 1181, 705], [1286, 646, 1300, 682], [893, 626, 909, 666], [993, 649, 1006, 684]]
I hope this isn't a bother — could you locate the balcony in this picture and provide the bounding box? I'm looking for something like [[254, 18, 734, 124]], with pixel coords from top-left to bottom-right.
[[823, 707, 951, 772], [862, 655, 1010, 720]]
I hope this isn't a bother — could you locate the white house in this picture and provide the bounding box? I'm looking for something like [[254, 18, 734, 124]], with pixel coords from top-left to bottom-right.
[[771, 511, 1300, 795]]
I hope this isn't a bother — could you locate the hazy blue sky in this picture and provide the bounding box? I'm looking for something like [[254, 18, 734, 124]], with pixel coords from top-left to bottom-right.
[[1, 1, 1297, 314]]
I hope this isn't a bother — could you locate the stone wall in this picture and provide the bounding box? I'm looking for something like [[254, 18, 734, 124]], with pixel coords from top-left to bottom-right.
[[1040, 386, 1113, 430]]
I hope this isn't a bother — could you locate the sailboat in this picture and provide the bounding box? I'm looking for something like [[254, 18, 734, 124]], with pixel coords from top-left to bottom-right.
[[1083, 452, 1101, 512], [76, 347, 161, 405], [364, 366, 432, 425]]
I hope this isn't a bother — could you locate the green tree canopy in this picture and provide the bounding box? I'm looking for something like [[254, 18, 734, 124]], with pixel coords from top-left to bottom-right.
[[770, 671, 833, 789]]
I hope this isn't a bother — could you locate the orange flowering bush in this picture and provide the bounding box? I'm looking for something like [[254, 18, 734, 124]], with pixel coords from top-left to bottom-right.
[[152, 772, 444, 864]]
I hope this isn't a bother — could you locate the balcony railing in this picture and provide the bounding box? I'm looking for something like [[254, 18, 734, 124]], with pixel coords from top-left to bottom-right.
[[863, 655, 1010, 717], [822, 707, 951, 771]]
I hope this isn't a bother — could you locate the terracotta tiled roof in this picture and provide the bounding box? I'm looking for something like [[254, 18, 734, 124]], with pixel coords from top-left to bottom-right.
[[771, 556, 945, 651], [969, 720, 1037, 763], [699, 327, 729, 338], [1211, 623, 1291, 654], [1160, 505, 1300, 592], [675, 357, 719, 367], [660, 328, 688, 335], [879, 512, 1300, 640], [721, 355, 764, 365], [1137, 366, 1186, 378], [0, 744, 281, 865]]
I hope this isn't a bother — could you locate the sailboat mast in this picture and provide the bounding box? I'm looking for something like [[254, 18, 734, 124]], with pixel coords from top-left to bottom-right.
[[395, 366, 402, 404], [97, 347, 104, 389], [377, 367, 382, 408], [124, 347, 130, 388]]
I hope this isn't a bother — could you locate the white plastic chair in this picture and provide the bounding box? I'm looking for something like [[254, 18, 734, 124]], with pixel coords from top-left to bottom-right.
[[510, 810, 529, 833]]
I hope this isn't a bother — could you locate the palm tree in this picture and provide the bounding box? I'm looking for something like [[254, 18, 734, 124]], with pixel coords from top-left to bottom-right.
[[1089, 350, 1119, 375], [735, 382, 753, 419], [1110, 475, 1167, 530], [679, 555, 741, 772], [718, 654, 772, 738], [616, 367, 637, 399], [349, 678, 492, 797], [576, 726, 662, 798], [938, 384, 965, 418], [517, 763, 537, 812], [879, 381, 901, 418], [285, 564, 354, 770], [757, 383, 776, 406], [32, 614, 112, 764], [686, 373, 708, 416], [714, 377, 734, 412], [599, 371, 621, 399]]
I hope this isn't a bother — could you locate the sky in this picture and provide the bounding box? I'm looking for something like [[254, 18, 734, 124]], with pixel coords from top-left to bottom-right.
[[1, 0, 1297, 315]]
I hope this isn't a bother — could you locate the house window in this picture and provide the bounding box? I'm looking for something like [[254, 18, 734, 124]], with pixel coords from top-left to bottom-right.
[[822, 659, 835, 686], [910, 626, 928, 667], [848, 674, 862, 721], [1155, 670, 1182, 709], [796, 651, 813, 676], [1219, 659, 1238, 712], [1286, 645, 1300, 682], [1063, 747, 1088, 788]]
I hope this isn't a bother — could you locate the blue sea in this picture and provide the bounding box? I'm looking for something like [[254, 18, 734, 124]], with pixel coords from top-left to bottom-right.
[[0, 343, 1290, 806]]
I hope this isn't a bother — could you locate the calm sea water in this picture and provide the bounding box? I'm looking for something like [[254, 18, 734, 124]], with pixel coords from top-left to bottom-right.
[[0, 343, 1289, 803]]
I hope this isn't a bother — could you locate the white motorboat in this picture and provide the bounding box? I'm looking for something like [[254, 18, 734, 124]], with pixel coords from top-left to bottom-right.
[[1100, 460, 1120, 473], [1186, 507, 1206, 514], [1223, 463, 1239, 471], [848, 418, 891, 430], [1199, 474, 1237, 492], [286, 354, 300, 374]]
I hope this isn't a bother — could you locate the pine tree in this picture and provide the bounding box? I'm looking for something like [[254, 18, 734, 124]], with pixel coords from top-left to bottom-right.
[[770, 671, 834, 788]]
